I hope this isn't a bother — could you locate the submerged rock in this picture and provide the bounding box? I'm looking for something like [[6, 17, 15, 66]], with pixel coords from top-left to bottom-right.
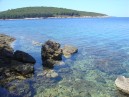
[[95, 75, 106, 84], [115, 76, 129, 95], [43, 68, 58, 78], [62, 45, 78, 58], [32, 40, 42, 46], [41, 40, 62, 68], [95, 59, 126, 75]]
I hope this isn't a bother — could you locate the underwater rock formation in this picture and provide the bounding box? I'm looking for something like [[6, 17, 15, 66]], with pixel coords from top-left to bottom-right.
[[32, 40, 42, 46], [115, 76, 129, 95], [41, 40, 62, 68], [95, 59, 126, 75], [43, 68, 58, 78], [0, 34, 36, 86], [62, 45, 78, 58]]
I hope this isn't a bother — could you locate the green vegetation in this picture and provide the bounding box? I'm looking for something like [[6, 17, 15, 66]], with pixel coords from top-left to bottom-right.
[[0, 7, 107, 19]]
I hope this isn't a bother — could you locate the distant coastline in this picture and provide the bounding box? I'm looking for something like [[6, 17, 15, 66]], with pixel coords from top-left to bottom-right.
[[0, 7, 107, 20], [0, 16, 110, 21]]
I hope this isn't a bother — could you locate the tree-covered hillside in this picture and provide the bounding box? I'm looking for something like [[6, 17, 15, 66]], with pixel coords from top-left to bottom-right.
[[0, 7, 107, 19]]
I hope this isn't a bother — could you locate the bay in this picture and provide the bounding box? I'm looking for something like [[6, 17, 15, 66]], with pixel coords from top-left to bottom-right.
[[0, 17, 129, 97]]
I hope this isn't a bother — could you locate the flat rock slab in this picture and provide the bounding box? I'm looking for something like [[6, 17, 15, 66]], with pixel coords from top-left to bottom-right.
[[115, 76, 129, 94], [62, 45, 78, 58]]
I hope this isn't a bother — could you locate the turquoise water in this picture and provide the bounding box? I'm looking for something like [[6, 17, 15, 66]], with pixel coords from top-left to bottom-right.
[[0, 18, 129, 97]]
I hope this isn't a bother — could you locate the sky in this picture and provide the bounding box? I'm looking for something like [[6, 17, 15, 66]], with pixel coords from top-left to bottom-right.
[[0, 0, 129, 17]]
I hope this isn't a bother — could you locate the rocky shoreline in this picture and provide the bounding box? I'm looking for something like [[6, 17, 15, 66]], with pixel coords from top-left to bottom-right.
[[1, 34, 128, 96], [0, 34, 36, 86], [0, 34, 78, 85], [0, 16, 110, 21]]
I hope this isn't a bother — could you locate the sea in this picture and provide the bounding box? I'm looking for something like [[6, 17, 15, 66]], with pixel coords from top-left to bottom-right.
[[0, 17, 129, 97]]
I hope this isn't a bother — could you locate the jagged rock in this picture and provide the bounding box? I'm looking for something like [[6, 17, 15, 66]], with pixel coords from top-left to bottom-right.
[[0, 34, 35, 86], [13, 50, 36, 63], [41, 41, 78, 68], [62, 45, 78, 58], [41, 40, 62, 68], [115, 76, 129, 94]]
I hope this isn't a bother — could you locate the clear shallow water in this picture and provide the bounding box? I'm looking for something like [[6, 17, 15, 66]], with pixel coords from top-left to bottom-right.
[[0, 17, 129, 97]]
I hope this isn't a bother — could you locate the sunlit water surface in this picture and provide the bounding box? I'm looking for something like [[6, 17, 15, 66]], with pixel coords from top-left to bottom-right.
[[0, 18, 129, 97]]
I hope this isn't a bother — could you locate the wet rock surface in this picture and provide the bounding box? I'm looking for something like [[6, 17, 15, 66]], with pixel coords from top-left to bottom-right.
[[41, 40, 78, 68], [41, 40, 62, 68], [13, 50, 36, 63], [0, 34, 35, 86], [43, 68, 59, 78]]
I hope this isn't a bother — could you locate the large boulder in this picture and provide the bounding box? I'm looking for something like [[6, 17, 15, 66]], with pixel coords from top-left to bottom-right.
[[13, 50, 36, 63], [115, 76, 129, 94], [62, 45, 78, 58], [41, 40, 62, 68]]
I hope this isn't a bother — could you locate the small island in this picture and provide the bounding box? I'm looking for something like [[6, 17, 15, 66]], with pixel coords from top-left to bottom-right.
[[0, 7, 107, 20]]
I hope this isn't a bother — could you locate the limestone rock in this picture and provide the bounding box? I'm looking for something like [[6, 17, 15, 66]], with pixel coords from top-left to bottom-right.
[[0, 34, 35, 86], [115, 76, 129, 94], [43, 68, 58, 78], [62, 45, 78, 58], [41, 40, 62, 68]]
